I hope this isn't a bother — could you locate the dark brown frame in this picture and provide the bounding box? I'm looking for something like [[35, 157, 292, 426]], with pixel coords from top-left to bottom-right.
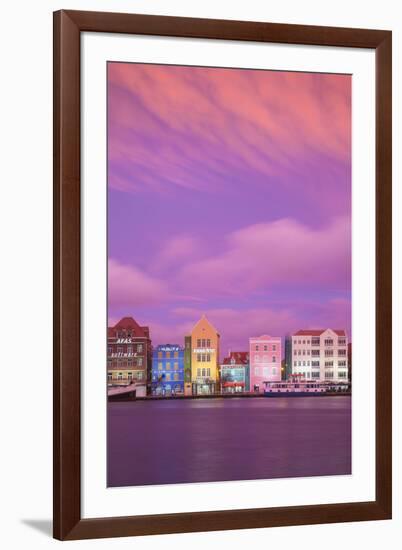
[[53, 9, 392, 541]]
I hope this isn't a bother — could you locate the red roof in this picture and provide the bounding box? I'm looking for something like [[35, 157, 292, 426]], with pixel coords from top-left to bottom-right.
[[108, 316, 150, 338], [294, 329, 346, 336], [222, 351, 249, 365]]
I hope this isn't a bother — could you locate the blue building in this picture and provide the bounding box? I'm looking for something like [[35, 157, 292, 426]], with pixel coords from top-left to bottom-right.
[[151, 344, 185, 395]]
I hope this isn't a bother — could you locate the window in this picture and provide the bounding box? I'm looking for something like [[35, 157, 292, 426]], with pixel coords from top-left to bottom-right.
[[117, 346, 123, 354], [197, 368, 201, 377], [338, 371, 347, 378], [272, 367, 277, 375], [272, 345, 276, 351], [325, 371, 334, 379], [312, 361, 320, 367], [127, 372, 133, 379], [294, 361, 297, 366], [174, 373, 179, 381], [298, 350, 301, 355], [165, 373, 171, 381], [303, 350, 306, 355], [201, 339, 206, 347], [325, 361, 334, 367], [312, 372, 320, 378], [127, 345, 133, 354], [338, 360, 347, 367], [206, 354, 211, 362], [339, 349, 347, 356], [272, 356, 276, 363], [263, 367, 269, 377], [174, 362, 179, 370], [166, 362, 171, 370], [137, 357, 143, 367], [158, 362, 163, 371], [107, 373, 112, 380], [325, 349, 333, 357], [307, 340, 310, 345], [312, 338, 320, 346], [201, 354, 206, 362], [202, 368, 206, 377], [158, 351, 162, 359], [307, 361, 310, 366], [303, 361, 306, 366], [255, 345, 259, 351], [197, 339, 201, 347], [174, 351, 179, 358], [206, 368, 211, 377], [165, 351, 171, 359], [312, 350, 320, 356], [197, 354, 201, 362], [338, 338, 346, 346], [294, 350, 297, 356], [117, 372, 123, 380], [128, 359, 132, 366], [324, 338, 333, 346], [302, 340, 305, 344], [137, 372, 143, 380], [137, 344, 143, 352], [206, 339, 211, 347], [108, 346, 112, 355], [307, 350, 310, 355], [263, 345, 267, 351]]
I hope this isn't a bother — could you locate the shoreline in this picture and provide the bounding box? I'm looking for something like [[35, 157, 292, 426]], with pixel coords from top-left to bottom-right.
[[109, 391, 351, 402]]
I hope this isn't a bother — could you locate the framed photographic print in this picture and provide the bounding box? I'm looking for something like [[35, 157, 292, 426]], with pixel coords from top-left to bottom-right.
[[53, 10, 392, 540]]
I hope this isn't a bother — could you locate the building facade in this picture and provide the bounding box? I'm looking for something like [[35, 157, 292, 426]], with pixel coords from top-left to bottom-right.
[[183, 335, 192, 395], [220, 352, 250, 393], [249, 335, 281, 392], [107, 317, 152, 389], [291, 329, 349, 382], [151, 344, 184, 395], [189, 315, 220, 395]]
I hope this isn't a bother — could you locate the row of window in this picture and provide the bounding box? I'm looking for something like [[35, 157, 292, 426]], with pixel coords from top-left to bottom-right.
[[293, 338, 346, 346], [197, 353, 211, 362], [157, 351, 180, 359], [293, 360, 347, 367], [293, 371, 347, 379], [153, 372, 181, 381], [155, 362, 181, 371], [108, 358, 143, 367], [197, 367, 211, 378], [253, 355, 277, 363], [196, 338, 211, 348], [108, 371, 143, 380], [294, 349, 346, 357], [254, 344, 277, 352]]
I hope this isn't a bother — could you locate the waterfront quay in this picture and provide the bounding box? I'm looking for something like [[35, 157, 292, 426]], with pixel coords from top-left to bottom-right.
[[107, 395, 351, 487]]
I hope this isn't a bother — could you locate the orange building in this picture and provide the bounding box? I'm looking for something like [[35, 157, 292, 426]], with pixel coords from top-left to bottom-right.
[[189, 315, 220, 395]]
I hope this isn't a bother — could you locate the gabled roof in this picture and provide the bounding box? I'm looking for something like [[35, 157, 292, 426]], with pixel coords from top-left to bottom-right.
[[191, 314, 220, 336], [222, 351, 249, 365], [294, 329, 346, 337], [108, 316, 149, 338]]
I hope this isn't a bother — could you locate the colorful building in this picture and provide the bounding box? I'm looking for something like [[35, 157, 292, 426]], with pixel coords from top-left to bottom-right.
[[249, 335, 281, 393], [220, 352, 250, 393], [107, 317, 152, 388], [151, 344, 184, 395], [183, 335, 192, 395], [291, 329, 349, 382], [188, 315, 220, 395]]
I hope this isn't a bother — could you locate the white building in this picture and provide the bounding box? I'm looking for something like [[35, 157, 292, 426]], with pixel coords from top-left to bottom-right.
[[291, 329, 348, 382]]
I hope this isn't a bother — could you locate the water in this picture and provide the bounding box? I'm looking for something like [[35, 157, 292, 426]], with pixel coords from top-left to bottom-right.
[[107, 396, 351, 487]]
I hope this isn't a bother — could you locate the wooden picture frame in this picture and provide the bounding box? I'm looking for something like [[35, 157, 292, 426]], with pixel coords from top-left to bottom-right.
[[53, 9, 392, 540]]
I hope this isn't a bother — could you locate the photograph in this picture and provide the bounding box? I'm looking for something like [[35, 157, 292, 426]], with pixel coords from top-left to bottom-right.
[[106, 62, 352, 488]]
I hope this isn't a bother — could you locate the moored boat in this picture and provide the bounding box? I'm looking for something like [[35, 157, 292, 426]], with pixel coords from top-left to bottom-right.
[[263, 380, 350, 397]]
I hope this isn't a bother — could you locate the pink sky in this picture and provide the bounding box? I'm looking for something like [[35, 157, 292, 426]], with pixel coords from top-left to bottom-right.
[[108, 63, 351, 356]]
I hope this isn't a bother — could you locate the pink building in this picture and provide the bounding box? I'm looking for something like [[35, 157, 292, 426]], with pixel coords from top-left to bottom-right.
[[249, 335, 282, 393]]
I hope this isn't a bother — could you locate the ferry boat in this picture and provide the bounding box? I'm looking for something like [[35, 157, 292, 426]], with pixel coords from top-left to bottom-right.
[[263, 379, 349, 397]]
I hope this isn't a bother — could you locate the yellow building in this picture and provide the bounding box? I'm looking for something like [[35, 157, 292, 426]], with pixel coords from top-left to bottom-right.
[[190, 315, 220, 395]]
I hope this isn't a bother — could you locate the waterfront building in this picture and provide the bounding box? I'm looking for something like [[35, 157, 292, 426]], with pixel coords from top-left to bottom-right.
[[220, 352, 250, 393], [188, 315, 220, 395], [291, 329, 349, 382], [183, 335, 192, 395], [348, 342, 352, 383], [107, 316, 152, 388], [151, 344, 184, 395], [284, 334, 293, 380], [249, 335, 282, 393]]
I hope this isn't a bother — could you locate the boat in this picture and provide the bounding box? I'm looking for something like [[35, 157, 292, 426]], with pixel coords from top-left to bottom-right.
[[263, 379, 350, 397]]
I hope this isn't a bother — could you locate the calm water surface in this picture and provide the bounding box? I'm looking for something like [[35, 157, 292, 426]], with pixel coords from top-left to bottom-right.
[[108, 396, 351, 487]]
